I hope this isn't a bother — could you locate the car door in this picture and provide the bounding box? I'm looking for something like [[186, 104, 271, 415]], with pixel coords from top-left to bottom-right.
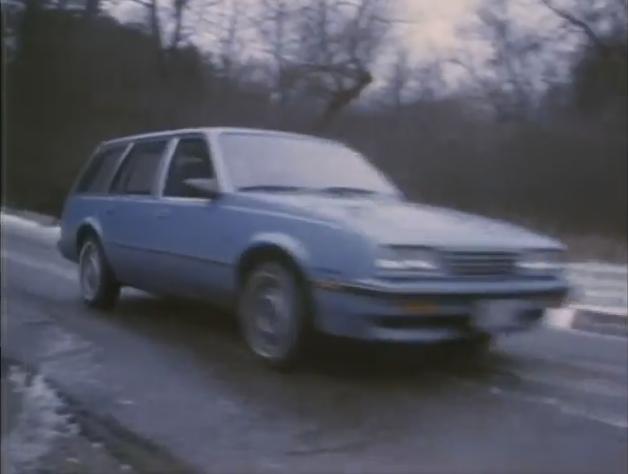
[[149, 134, 232, 303], [104, 138, 174, 291]]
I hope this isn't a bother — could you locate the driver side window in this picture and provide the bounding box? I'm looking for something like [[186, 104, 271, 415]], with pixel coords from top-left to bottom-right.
[[164, 137, 214, 198]]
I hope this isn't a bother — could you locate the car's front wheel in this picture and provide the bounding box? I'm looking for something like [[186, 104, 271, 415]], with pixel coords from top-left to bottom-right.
[[78, 236, 120, 310], [238, 261, 308, 369], [457, 333, 493, 358]]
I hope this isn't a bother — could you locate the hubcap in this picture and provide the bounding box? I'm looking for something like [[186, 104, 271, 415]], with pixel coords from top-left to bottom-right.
[[242, 266, 294, 359], [80, 242, 101, 301]]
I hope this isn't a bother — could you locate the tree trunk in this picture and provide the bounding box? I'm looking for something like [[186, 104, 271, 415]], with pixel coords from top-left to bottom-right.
[[169, 0, 186, 51], [148, 0, 162, 49], [313, 70, 372, 131], [84, 0, 100, 19]]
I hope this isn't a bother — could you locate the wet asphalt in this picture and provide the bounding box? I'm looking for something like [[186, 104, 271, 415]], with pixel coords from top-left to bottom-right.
[[2, 219, 627, 473]]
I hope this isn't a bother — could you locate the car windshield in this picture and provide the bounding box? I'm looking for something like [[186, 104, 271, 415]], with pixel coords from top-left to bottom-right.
[[219, 133, 399, 196]]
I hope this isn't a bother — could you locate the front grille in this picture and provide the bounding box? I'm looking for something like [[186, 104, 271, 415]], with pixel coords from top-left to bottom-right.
[[443, 251, 517, 278]]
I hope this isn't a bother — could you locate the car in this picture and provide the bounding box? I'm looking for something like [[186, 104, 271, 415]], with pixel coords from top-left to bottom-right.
[[58, 127, 570, 367]]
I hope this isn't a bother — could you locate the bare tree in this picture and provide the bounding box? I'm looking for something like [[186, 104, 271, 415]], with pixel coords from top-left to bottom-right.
[[535, 0, 627, 115], [170, 0, 223, 55], [290, 0, 392, 130], [215, 0, 242, 79], [455, 0, 548, 121], [127, 0, 218, 54], [414, 60, 444, 101], [129, 0, 163, 49], [538, 0, 627, 64], [256, 0, 301, 109], [387, 47, 410, 112], [482, 0, 542, 118], [84, 0, 100, 18], [169, 0, 187, 50]]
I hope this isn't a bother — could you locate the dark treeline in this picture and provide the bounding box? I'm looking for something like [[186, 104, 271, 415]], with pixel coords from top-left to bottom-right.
[[3, 0, 627, 240]]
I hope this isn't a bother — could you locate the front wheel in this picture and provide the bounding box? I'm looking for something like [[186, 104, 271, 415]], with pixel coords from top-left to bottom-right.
[[238, 261, 308, 369], [79, 236, 120, 310], [461, 333, 493, 358]]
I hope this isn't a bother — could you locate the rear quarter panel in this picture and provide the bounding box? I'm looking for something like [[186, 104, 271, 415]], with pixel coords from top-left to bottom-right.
[[58, 195, 113, 262]]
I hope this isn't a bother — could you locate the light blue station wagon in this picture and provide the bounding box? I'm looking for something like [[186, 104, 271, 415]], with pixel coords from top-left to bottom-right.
[[59, 127, 569, 367]]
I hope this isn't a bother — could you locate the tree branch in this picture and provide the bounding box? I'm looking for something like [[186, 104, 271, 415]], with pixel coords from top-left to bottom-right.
[[539, 0, 609, 54]]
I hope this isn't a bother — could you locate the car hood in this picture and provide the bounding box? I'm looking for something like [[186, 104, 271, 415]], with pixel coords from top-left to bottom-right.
[[246, 193, 562, 249]]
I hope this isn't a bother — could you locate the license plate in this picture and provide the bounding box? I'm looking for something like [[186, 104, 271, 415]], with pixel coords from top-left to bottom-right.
[[474, 299, 529, 330]]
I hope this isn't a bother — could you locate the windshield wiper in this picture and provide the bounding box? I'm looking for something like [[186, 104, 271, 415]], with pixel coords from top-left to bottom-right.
[[319, 186, 379, 196], [238, 185, 309, 193]]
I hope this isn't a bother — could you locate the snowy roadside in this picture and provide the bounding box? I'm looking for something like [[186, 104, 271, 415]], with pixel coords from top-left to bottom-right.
[[1, 209, 61, 243], [1, 362, 135, 474]]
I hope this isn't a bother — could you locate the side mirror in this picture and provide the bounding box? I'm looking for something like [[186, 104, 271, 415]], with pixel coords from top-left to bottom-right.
[[182, 178, 220, 198]]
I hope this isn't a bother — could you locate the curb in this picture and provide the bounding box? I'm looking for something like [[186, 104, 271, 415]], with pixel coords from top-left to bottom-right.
[[546, 307, 627, 337], [572, 308, 628, 337]]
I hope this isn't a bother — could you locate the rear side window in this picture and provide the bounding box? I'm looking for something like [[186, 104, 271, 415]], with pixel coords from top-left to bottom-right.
[[76, 145, 126, 194], [111, 140, 167, 195]]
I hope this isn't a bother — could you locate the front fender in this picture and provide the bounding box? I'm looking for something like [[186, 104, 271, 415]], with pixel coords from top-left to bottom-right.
[[245, 225, 371, 282], [246, 232, 313, 275]]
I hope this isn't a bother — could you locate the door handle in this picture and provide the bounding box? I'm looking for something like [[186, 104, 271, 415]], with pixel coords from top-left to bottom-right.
[[155, 209, 171, 219], [104, 207, 115, 216]]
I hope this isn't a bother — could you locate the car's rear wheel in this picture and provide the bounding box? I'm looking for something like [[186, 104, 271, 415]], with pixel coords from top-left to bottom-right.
[[238, 261, 308, 369], [79, 236, 120, 310]]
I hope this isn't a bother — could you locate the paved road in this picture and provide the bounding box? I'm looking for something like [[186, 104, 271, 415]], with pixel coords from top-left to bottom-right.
[[2, 217, 627, 473]]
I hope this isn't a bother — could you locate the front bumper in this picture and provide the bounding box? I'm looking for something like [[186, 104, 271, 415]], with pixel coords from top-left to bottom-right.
[[312, 277, 569, 343]]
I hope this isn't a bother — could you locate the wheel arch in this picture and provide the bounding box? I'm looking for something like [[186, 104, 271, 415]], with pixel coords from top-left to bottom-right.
[[237, 242, 310, 291], [236, 240, 317, 341], [76, 222, 102, 254]]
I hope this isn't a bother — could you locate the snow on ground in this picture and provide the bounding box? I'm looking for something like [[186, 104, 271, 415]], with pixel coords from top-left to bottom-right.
[[2, 364, 136, 474], [566, 264, 628, 312], [1, 212, 61, 243], [2, 365, 78, 474]]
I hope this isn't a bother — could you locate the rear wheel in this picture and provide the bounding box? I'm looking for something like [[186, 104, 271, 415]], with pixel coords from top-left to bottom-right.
[[238, 261, 308, 369], [79, 236, 120, 310]]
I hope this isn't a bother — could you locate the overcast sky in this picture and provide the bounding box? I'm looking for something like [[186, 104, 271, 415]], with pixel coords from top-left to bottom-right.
[[107, 0, 574, 94], [109, 0, 479, 60], [398, 0, 478, 57]]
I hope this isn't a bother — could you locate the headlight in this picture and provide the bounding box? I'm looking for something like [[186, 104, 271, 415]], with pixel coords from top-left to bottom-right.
[[516, 250, 564, 273], [375, 246, 441, 273]]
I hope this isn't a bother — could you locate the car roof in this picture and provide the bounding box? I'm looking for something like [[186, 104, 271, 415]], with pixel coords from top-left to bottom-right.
[[99, 127, 332, 148]]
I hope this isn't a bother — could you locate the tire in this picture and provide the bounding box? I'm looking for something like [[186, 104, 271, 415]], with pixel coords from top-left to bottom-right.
[[463, 333, 493, 358], [78, 236, 120, 310], [238, 261, 308, 369]]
